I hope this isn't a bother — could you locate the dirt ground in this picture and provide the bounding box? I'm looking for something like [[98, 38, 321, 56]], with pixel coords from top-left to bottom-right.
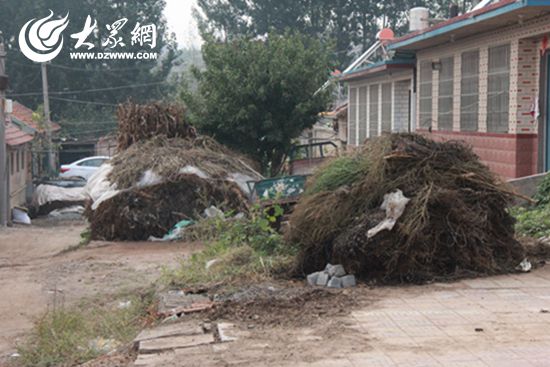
[[3, 220, 550, 367], [0, 218, 202, 363]]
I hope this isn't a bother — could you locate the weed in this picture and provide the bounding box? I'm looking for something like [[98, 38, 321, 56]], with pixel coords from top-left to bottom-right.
[[16, 291, 153, 367], [511, 206, 550, 238], [163, 206, 296, 287]]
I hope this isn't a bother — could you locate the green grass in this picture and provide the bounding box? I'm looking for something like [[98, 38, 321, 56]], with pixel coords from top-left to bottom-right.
[[16, 291, 153, 367], [163, 208, 296, 287]]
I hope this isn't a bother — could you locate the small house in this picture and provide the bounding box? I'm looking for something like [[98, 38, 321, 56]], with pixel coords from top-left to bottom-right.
[[343, 0, 550, 179], [5, 118, 33, 208]]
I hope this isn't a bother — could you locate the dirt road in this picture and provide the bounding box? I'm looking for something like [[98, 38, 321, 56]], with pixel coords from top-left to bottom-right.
[[0, 219, 202, 360]]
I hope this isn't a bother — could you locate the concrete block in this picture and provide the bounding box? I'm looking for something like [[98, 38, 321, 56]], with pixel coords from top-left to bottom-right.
[[326, 264, 346, 277], [307, 272, 320, 286], [316, 272, 329, 286], [327, 276, 342, 288], [341, 275, 356, 288]]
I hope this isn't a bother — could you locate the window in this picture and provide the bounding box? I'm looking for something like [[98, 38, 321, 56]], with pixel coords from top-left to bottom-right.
[[461, 50, 480, 131], [79, 158, 107, 167], [10, 152, 14, 175], [381, 83, 392, 133], [369, 84, 379, 138], [358, 86, 367, 143], [349, 87, 357, 145], [438, 57, 454, 131], [16, 150, 20, 172], [487, 44, 510, 133], [20, 150, 25, 171], [419, 61, 433, 129]]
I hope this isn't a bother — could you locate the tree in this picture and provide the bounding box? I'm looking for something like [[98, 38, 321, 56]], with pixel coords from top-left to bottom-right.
[[183, 33, 333, 176], [0, 0, 180, 139], [195, 0, 479, 69]]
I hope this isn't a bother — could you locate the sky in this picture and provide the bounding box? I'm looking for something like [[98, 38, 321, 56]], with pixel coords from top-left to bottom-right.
[[164, 0, 203, 49]]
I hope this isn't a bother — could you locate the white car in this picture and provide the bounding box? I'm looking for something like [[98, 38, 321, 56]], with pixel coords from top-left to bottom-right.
[[59, 156, 111, 180]]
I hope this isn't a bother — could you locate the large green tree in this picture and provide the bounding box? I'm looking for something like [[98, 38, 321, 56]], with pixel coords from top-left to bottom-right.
[[0, 0, 179, 140], [183, 33, 333, 176], [195, 0, 478, 69]]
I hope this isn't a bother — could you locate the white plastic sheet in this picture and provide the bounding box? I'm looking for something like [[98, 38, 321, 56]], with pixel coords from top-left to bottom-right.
[[367, 189, 410, 238], [33, 184, 87, 207]]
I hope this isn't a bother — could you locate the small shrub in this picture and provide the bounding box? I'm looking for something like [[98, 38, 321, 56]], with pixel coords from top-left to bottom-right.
[[306, 155, 366, 194], [511, 206, 550, 238], [534, 173, 550, 206]]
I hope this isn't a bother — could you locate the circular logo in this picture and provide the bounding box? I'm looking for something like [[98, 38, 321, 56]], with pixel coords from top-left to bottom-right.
[[18, 10, 69, 63]]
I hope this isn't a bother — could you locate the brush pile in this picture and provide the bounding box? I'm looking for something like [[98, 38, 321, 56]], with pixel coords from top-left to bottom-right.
[[84, 102, 262, 241], [116, 102, 196, 151], [287, 133, 525, 282]]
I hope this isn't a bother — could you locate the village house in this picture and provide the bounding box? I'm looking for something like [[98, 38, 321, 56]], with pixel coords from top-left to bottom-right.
[[3, 100, 61, 209], [342, 0, 550, 179], [5, 117, 33, 209]]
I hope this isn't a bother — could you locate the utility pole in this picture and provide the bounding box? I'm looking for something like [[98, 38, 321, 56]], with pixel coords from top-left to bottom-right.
[[41, 62, 55, 174], [0, 38, 8, 226]]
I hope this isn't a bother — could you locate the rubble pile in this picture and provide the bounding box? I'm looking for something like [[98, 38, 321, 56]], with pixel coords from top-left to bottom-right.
[[307, 264, 356, 288], [84, 102, 262, 241], [287, 133, 525, 282]]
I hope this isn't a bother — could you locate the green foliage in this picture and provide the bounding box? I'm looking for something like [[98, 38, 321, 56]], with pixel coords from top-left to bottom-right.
[[513, 172, 550, 238], [511, 206, 550, 239], [17, 292, 153, 367], [534, 173, 550, 207], [183, 32, 333, 175], [164, 206, 295, 286], [306, 156, 367, 195], [195, 0, 478, 68]]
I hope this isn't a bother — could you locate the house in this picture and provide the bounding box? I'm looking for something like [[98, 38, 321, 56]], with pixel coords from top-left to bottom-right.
[[5, 118, 33, 209], [10, 101, 61, 176], [342, 0, 550, 179]]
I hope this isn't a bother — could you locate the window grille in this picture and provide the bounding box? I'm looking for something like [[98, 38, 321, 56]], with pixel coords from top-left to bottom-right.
[[349, 87, 357, 145], [487, 44, 510, 133], [381, 83, 392, 133], [358, 86, 367, 143], [419, 61, 433, 129], [460, 50, 480, 131], [369, 84, 379, 137], [438, 57, 454, 131]]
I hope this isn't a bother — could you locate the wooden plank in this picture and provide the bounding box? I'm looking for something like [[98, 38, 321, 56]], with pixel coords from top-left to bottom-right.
[[134, 322, 204, 342], [139, 333, 214, 353], [133, 351, 176, 366]]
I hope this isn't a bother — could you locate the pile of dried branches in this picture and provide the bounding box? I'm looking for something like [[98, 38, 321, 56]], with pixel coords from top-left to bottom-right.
[[116, 101, 196, 151], [108, 135, 260, 189], [86, 102, 262, 241], [87, 175, 247, 241], [287, 134, 525, 282]]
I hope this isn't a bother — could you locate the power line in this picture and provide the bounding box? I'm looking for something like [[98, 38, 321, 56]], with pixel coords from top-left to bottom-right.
[[7, 81, 167, 97], [50, 97, 119, 107], [49, 63, 155, 72]]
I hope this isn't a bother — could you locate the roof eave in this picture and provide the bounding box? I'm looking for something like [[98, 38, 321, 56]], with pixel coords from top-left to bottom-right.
[[388, 0, 537, 51], [340, 63, 414, 82]]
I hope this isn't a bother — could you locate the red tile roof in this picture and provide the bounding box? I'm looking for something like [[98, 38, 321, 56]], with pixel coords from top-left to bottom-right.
[[390, 0, 517, 45], [5, 120, 33, 147], [12, 101, 61, 132]]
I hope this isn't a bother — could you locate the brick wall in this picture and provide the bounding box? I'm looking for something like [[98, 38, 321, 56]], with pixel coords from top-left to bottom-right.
[[419, 129, 538, 179]]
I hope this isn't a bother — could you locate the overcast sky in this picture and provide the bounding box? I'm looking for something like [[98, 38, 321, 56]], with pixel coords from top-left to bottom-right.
[[164, 0, 203, 49]]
